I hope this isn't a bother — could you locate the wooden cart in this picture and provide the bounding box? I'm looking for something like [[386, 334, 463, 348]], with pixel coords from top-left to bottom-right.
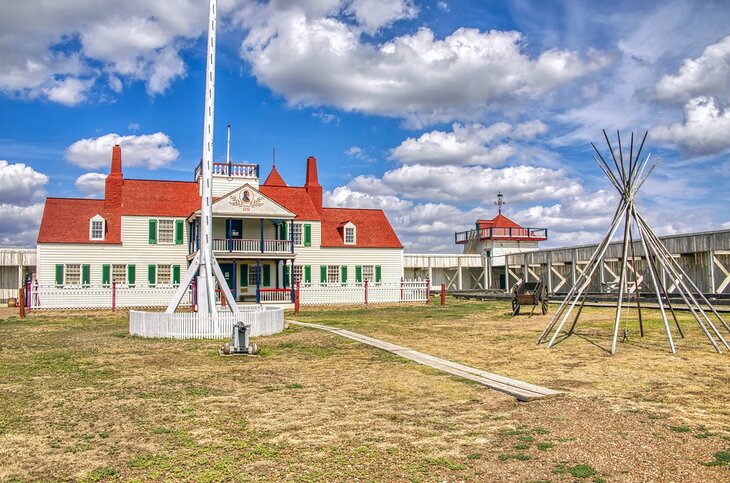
[[511, 280, 549, 316]]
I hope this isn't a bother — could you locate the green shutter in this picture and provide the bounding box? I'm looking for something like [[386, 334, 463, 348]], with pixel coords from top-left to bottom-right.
[[241, 265, 248, 287], [81, 264, 90, 287], [263, 264, 271, 287], [102, 264, 110, 286], [304, 224, 312, 247], [304, 265, 311, 285], [355, 265, 362, 283], [172, 265, 180, 286], [175, 220, 183, 244], [55, 264, 64, 287], [375, 265, 382, 283], [283, 265, 289, 288], [127, 264, 136, 287], [341, 266, 347, 285], [279, 223, 288, 240], [320, 265, 327, 285], [148, 265, 156, 287], [149, 219, 157, 244]]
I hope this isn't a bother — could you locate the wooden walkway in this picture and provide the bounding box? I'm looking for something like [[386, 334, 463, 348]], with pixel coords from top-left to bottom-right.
[[288, 321, 561, 402]]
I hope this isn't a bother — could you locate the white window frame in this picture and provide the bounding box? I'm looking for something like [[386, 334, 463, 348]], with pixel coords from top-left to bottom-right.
[[65, 264, 81, 287], [344, 222, 356, 245], [156, 264, 172, 286], [327, 265, 340, 284], [292, 223, 303, 246], [292, 265, 303, 285], [362, 265, 374, 283], [112, 264, 127, 286], [157, 219, 175, 244], [89, 215, 105, 241], [248, 268, 258, 287]]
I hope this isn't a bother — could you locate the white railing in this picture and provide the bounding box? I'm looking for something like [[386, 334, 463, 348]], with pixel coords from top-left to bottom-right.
[[28, 284, 191, 310], [298, 280, 428, 306], [129, 306, 284, 339], [260, 289, 293, 303], [211, 238, 291, 253]]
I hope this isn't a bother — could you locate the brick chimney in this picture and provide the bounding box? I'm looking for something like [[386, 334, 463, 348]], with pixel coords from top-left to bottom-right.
[[304, 156, 322, 210], [104, 144, 124, 209]]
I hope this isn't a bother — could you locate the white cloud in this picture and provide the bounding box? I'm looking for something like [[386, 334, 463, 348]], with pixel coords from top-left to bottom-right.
[[389, 120, 546, 166], [237, 4, 608, 125], [312, 111, 340, 124], [653, 97, 730, 155], [0, 0, 213, 103], [0, 160, 49, 206], [345, 146, 376, 163], [655, 35, 730, 104], [0, 203, 45, 247], [344, 0, 418, 34], [346, 164, 582, 203], [74, 172, 107, 197], [437, 2, 449, 13], [65, 132, 179, 170]]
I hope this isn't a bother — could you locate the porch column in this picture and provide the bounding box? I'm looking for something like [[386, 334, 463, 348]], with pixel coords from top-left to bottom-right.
[[226, 218, 232, 252], [275, 259, 280, 289], [505, 254, 510, 292], [232, 260, 237, 301], [290, 220, 294, 253], [260, 218, 264, 253], [256, 259, 261, 304], [290, 259, 295, 302], [195, 218, 200, 251]]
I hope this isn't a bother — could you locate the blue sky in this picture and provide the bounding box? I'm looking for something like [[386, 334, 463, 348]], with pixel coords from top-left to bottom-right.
[[1, 0, 729, 251]]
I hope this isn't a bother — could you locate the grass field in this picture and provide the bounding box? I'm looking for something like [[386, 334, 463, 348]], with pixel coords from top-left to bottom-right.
[[0, 298, 729, 481]]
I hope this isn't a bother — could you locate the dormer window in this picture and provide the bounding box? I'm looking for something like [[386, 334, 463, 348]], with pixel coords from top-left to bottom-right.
[[90, 215, 106, 241], [344, 222, 356, 245]]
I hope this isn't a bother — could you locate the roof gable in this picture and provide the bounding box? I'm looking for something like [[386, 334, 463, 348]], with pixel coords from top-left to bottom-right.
[[209, 184, 295, 218], [262, 166, 287, 187]]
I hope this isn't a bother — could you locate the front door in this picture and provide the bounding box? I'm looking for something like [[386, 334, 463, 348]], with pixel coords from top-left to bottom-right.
[[219, 263, 235, 299], [230, 219, 243, 239]]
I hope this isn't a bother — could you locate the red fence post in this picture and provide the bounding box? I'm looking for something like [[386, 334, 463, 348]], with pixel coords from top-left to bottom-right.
[[425, 278, 430, 304], [294, 281, 300, 315], [400, 277, 404, 302], [112, 281, 116, 312], [18, 287, 25, 318], [364, 279, 369, 306], [441, 283, 446, 306], [25, 280, 31, 311]]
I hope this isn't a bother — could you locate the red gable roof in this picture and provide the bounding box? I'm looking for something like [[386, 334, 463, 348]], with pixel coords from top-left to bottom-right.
[[477, 213, 523, 230], [320, 208, 402, 248], [121, 179, 199, 216], [258, 185, 320, 220], [38, 198, 121, 244], [262, 166, 287, 187]]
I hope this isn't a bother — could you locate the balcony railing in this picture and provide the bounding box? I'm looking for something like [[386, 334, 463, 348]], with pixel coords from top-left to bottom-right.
[[210, 238, 292, 254], [194, 161, 259, 180], [260, 289, 294, 303], [455, 227, 548, 244]]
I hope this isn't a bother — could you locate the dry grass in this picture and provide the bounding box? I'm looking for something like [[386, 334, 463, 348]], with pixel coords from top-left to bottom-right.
[[0, 299, 728, 481]]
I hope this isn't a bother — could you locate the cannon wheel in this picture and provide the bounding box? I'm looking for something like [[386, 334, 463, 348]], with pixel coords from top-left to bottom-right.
[[512, 298, 520, 315]]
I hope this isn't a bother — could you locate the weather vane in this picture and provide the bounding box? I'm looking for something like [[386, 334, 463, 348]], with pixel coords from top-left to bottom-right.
[[494, 191, 505, 215]]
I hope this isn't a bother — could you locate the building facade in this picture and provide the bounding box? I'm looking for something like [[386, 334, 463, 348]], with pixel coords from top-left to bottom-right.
[[36, 146, 403, 305]]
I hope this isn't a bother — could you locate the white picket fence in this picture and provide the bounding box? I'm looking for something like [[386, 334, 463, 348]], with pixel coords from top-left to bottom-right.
[[27, 284, 191, 310], [299, 280, 428, 306], [129, 306, 284, 339]]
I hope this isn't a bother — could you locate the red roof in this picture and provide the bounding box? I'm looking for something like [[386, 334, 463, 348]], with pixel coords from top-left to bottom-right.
[[262, 166, 287, 187], [477, 214, 523, 230], [38, 198, 120, 244], [258, 185, 320, 220], [320, 208, 402, 248]]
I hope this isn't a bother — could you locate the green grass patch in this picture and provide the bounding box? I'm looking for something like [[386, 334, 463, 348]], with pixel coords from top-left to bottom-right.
[[426, 457, 466, 470], [703, 448, 730, 467], [514, 443, 530, 450], [670, 424, 691, 433], [537, 442, 555, 451], [499, 453, 531, 461]]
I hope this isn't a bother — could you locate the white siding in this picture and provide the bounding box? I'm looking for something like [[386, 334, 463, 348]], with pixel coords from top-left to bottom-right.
[[294, 247, 404, 284], [211, 176, 259, 197], [37, 216, 189, 286]]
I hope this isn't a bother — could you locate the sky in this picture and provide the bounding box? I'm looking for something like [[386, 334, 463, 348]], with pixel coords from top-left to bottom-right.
[[1, 0, 729, 252]]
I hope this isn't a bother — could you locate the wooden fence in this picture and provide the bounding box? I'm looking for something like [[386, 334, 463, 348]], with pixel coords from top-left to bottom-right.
[[27, 283, 191, 310], [128, 307, 284, 339]]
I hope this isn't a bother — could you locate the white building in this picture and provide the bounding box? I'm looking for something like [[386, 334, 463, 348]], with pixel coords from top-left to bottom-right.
[[37, 145, 403, 305]]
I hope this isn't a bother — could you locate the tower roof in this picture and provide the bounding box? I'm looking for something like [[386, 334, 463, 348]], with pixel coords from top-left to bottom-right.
[[262, 165, 287, 187]]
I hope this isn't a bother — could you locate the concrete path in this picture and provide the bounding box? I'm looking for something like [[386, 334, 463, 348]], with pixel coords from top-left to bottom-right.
[[288, 320, 561, 402]]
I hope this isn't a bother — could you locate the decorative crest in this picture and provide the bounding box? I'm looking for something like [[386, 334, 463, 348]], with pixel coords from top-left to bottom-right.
[[494, 191, 505, 215]]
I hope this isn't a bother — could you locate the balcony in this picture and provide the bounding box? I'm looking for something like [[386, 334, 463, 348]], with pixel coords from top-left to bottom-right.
[[455, 227, 548, 244], [194, 161, 259, 180], [208, 238, 293, 255]]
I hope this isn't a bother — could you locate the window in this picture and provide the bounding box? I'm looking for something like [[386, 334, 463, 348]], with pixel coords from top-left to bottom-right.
[[292, 223, 303, 246], [65, 264, 81, 286], [158, 219, 174, 244], [327, 265, 340, 284], [90, 216, 105, 240], [248, 267, 258, 287], [292, 265, 303, 284], [157, 265, 172, 285], [362, 265, 374, 283], [112, 265, 127, 284], [344, 226, 355, 244]]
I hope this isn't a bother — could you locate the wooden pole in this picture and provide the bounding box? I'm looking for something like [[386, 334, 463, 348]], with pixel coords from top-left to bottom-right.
[[294, 281, 300, 315], [611, 208, 633, 354], [18, 287, 25, 318], [440, 284, 446, 306]]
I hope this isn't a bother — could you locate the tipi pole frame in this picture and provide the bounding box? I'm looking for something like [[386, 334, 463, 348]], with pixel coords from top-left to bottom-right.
[[611, 209, 634, 354], [627, 217, 644, 337]]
